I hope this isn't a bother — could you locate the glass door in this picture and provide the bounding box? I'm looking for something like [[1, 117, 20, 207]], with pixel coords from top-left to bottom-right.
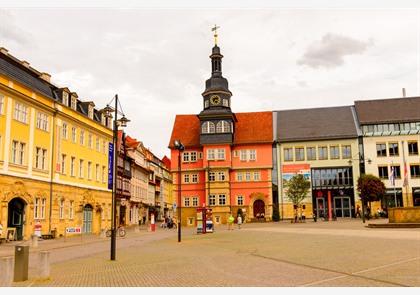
[[316, 198, 325, 218], [333, 197, 352, 218]]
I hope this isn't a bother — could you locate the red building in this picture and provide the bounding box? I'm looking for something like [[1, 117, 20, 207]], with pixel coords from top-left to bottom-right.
[[169, 40, 273, 225]]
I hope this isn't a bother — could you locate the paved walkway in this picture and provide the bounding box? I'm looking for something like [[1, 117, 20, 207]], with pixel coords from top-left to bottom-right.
[[3, 219, 420, 287]]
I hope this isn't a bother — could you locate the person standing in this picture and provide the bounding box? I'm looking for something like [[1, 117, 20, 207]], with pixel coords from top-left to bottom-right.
[[237, 215, 242, 229], [228, 214, 234, 230]]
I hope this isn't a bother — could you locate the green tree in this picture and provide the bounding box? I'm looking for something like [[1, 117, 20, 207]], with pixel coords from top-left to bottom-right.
[[357, 174, 386, 216], [272, 204, 280, 221], [285, 174, 311, 207]]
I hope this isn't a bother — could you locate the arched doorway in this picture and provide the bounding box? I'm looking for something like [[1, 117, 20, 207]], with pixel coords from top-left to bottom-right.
[[83, 204, 93, 233], [253, 199, 265, 220], [8, 197, 26, 240]]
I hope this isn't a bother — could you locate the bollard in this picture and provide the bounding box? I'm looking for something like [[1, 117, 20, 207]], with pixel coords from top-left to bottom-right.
[[31, 234, 38, 248], [14, 245, 29, 282], [0, 256, 14, 287], [38, 251, 50, 279]]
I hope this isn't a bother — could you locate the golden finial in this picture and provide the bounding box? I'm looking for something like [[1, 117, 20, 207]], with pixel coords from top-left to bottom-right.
[[211, 24, 220, 45]]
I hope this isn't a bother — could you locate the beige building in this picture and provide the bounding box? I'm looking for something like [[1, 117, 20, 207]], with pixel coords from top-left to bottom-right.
[[355, 97, 420, 208]]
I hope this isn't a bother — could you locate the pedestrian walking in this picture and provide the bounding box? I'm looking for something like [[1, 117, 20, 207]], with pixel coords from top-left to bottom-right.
[[228, 213, 234, 230], [237, 215, 242, 229]]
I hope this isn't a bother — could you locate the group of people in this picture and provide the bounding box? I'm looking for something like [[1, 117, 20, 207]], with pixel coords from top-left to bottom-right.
[[161, 216, 176, 229], [355, 204, 387, 219], [227, 213, 242, 230]]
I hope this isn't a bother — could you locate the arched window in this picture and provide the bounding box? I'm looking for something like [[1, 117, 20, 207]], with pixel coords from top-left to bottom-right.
[[202, 122, 216, 134], [216, 121, 231, 133]]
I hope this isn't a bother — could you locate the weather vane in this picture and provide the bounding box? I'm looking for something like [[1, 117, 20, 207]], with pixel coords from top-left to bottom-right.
[[211, 24, 220, 45]]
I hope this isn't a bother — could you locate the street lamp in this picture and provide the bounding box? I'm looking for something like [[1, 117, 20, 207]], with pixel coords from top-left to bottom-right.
[[348, 153, 371, 223], [174, 139, 184, 242], [102, 94, 130, 261]]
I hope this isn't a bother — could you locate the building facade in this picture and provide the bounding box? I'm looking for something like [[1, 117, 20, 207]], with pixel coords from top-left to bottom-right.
[[0, 47, 113, 240], [355, 97, 420, 208], [169, 40, 273, 225]]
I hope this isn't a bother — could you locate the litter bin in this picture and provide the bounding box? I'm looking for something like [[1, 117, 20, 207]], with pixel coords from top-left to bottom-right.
[[14, 245, 29, 282]]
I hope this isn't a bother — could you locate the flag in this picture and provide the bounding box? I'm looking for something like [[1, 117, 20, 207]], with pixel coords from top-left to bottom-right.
[[389, 166, 395, 186], [403, 161, 409, 187]]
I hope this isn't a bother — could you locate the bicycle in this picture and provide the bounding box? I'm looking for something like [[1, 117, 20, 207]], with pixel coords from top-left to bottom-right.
[[106, 226, 126, 237]]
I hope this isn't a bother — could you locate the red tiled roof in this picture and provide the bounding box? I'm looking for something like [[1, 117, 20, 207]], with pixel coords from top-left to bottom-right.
[[168, 111, 273, 148], [162, 155, 171, 169]]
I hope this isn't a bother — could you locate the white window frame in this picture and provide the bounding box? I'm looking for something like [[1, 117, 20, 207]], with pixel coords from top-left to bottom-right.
[[217, 171, 226, 181], [249, 149, 256, 161], [79, 159, 84, 178], [217, 149, 225, 160], [192, 174, 198, 183], [184, 197, 190, 207], [40, 198, 46, 219], [69, 200, 74, 219], [62, 122, 68, 139], [70, 157, 75, 176], [208, 171, 215, 181], [245, 172, 251, 181], [183, 174, 190, 183], [71, 97, 77, 110], [36, 112, 49, 131], [14, 102, 28, 123], [237, 195, 244, 206], [59, 199, 65, 219], [240, 150, 247, 161], [71, 127, 77, 143], [190, 151, 197, 162], [253, 171, 261, 181], [218, 194, 226, 205], [34, 198, 40, 219], [207, 149, 215, 160], [183, 152, 190, 162], [80, 130, 85, 145], [192, 197, 198, 207], [62, 92, 69, 106], [209, 194, 216, 206], [61, 154, 66, 174], [237, 172, 243, 181]]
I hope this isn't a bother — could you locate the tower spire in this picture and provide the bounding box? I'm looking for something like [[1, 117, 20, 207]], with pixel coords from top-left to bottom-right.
[[211, 24, 220, 46]]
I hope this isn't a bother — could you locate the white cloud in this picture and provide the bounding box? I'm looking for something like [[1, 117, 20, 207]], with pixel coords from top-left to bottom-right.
[[297, 33, 374, 69]]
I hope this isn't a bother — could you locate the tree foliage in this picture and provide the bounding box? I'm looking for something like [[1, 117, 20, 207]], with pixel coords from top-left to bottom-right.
[[357, 174, 386, 203], [285, 174, 310, 206]]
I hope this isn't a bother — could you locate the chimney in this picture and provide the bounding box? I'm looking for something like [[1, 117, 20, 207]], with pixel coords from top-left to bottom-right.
[[21, 60, 30, 68], [40, 72, 51, 83], [0, 47, 9, 55]]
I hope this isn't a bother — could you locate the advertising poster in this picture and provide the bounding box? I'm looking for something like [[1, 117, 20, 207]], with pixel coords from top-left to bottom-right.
[[282, 164, 311, 186]]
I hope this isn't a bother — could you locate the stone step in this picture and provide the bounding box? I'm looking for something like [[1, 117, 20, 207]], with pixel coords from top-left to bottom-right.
[[367, 223, 420, 228]]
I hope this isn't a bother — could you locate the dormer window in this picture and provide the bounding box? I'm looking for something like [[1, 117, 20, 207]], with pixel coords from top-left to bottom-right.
[[88, 105, 93, 119], [101, 114, 106, 125], [216, 120, 231, 133], [201, 121, 215, 134], [71, 97, 77, 110], [62, 92, 69, 106], [107, 117, 113, 129]]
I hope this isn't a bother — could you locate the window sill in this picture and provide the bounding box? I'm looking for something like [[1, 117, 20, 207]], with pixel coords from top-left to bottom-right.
[[9, 163, 28, 169], [33, 168, 49, 174]]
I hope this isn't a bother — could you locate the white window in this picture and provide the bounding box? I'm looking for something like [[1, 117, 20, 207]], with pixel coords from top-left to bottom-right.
[[102, 140, 106, 153], [80, 130, 85, 145], [102, 166, 106, 183], [79, 159, 84, 177], [217, 171, 226, 181], [184, 174, 190, 183], [59, 199, 65, 219], [34, 198, 40, 219], [88, 105, 94, 119], [12, 141, 25, 165], [88, 161, 92, 180], [61, 154, 66, 174], [0, 94, 4, 115], [253, 171, 261, 181], [209, 195, 216, 206], [62, 122, 68, 139], [96, 164, 100, 181], [249, 150, 256, 161], [216, 121, 223, 133], [62, 92, 69, 106], [40, 198, 46, 219], [192, 197, 198, 207], [70, 157, 75, 176], [222, 99, 228, 107], [237, 172, 243, 181], [237, 195, 244, 206], [184, 197, 190, 207], [207, 149, 215, 160], [35, 147, 47, 170], [14, 102, 28, 123], [96, 137, 100, 151], [71, 127, 77, 143], [69, 200, 74, 219], [190, 151, 197, 162], [201, 121, 216, 134], [36, 112, 49, 131], [192, 174, 198, 183], [183, 152, 190, 162], [208, 171, 216, 181], [240, 150, 247, 161], [204, 100, 209, 108], [245, 172, 251, 181], [71, 97, 77, 110], [217, 149, 225, 160], [218, 194, 226, 205]]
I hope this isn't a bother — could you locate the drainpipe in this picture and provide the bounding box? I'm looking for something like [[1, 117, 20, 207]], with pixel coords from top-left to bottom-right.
[[48, 103, 58, 234]]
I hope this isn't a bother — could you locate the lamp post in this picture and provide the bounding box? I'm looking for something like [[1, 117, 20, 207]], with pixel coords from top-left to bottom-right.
[[102, 94, 130, 261], [174, 140, 184, 242]]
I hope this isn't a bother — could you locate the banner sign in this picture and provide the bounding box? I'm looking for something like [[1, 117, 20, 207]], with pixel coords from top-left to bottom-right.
[[65, 227, 81, 234], [108, 142, 114, 190]]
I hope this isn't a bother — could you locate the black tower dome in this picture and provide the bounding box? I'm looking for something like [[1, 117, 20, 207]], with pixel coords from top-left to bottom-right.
[[202, 45, 232, 96]]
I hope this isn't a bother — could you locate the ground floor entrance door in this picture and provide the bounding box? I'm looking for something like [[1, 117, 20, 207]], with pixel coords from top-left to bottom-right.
[[333, 196, 352, 218], [83, 204, 93, 233], [253, 200, 265, 219], [8, 197, 26, 240], [316, 198, 326, 219]]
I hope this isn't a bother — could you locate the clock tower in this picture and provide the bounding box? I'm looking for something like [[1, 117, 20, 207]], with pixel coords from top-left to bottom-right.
[[198, 28, 236, 145]]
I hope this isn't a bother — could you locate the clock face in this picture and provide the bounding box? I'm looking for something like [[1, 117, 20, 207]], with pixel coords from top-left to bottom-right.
[[210, 95, 221, 105]]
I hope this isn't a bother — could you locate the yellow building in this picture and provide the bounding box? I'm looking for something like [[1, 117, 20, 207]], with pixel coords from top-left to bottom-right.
[[0, 47, 113, 240], [274, 106, 362, 220]]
